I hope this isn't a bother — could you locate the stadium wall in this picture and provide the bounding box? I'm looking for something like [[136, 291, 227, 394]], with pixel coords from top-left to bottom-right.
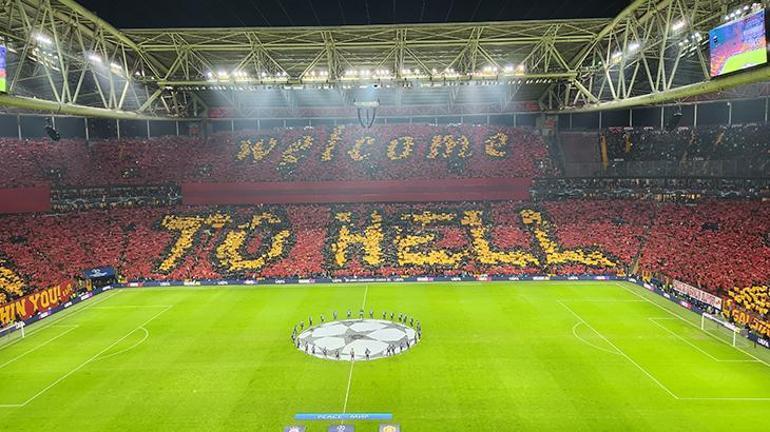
[[181, 178, 533, 205], [0, 186, 50, 213]]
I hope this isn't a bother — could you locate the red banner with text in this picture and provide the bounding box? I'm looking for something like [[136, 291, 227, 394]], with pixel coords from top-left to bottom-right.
[[0, 282, 75, 327]]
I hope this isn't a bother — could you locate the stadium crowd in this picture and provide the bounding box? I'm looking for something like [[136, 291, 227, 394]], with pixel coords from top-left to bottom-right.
[[638, 201, 770, 293], [50, 185, 182, 212], [532, 177, 770, 201], [1, 199, 769, 308], [0, 201, 640, 301], [603, 124, 770, 162], [1, 122, 769, 336], [0, 124, 549, 188]]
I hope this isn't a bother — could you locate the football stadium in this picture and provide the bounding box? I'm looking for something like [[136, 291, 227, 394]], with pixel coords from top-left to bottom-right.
[[1, 1, 770, 431]]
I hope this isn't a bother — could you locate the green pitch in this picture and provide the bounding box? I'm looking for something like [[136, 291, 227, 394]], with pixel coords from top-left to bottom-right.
[[1, 281, 770, 431], [719, 48, 768, 75]]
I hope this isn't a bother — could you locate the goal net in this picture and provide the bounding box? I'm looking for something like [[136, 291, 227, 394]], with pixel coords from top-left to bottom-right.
[[700, 313, 742, 347], [0, 321, 25, 347]]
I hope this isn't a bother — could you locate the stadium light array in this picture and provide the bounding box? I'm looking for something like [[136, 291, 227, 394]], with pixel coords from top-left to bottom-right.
[[87, 53, 103, 64], [232, 71, 250, 81], [304, 69, 331, 81], [34, 33, 52, 45], [678, 32, 705, 46], [200, 61, 538, 88], [724, 4, 754, 21], [473, 65, 499, 77], [672, 20, 686, 31]]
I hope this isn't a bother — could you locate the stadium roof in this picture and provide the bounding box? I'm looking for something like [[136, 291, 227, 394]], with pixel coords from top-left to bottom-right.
[[0, 0, 769, 119], [77, 0, 628, 28]]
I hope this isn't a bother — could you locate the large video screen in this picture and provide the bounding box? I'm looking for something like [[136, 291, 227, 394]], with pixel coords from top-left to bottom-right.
[[710, 9, 768, 77], [0, 45, 6, 93]]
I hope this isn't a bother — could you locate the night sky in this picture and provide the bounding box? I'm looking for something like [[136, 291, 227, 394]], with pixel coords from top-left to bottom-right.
[[77, 0, 629, 28]]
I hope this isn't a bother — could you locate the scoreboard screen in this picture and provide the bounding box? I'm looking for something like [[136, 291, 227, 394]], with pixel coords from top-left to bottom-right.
[[0, 45, 6, 93], [709, 9, 768, 77]]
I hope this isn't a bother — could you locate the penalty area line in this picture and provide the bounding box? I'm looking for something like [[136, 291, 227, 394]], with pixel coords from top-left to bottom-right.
[[616, 283, 770, 369], [570, 322, 622, 356], [0, 291, 120, 353], [0, 326, 79, 370], [647, 318, 758, 363], [0, 305, 172, 409], [558, 300, 680, 400], [95, 327, 150, 361]]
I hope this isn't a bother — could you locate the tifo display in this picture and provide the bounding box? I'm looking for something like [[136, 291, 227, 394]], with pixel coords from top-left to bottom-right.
[[4, 1, 770, 431], [0, 125, 549, 188], [2, 199, 770, 340]]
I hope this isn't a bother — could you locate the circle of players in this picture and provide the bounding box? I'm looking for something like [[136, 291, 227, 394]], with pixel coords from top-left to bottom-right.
[[290, 309, 422, 361]]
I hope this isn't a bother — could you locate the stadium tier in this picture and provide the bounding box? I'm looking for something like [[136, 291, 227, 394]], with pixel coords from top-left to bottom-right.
[[602, 124, 770, 161], [1, 200, 768, 301], [5, 1, 770, 429], [0, 124, 549, 188], [560, 124, 770, 177]]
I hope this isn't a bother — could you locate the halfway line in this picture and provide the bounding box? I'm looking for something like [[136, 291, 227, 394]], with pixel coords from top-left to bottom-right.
[[341, 284, 369, 420]]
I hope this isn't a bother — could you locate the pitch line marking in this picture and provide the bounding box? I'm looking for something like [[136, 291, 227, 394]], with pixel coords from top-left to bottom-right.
[[570, 322, 622, 356], [341, 284, 369, 422], [558, 300, 680, 400], [0, 305, 172, 408], [647, 318, 758, 363], [91, 305, 174, 309], [0, 326, 79, 370], [0, 291, 121, 353], [96, 327, 150, 361], [616, 283, 770, 369]]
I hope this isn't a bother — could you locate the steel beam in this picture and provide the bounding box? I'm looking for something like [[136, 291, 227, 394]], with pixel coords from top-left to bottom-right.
[[0, 94, 167, 119], [559, 65, 770, 112]]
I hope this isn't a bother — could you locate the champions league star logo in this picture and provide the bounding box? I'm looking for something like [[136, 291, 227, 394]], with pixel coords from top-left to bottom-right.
[[283, 426, 306, 432], [89, 269, 108, 277], [379, 424, 400, 432], [295, 318, 420, 361]]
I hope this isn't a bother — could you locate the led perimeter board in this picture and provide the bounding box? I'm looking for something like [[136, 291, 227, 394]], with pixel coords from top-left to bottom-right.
[[709, 9, 768, 77]]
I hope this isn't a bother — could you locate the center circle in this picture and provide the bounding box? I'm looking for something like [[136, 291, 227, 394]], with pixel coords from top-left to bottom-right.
[[294, 319, 420, 361]]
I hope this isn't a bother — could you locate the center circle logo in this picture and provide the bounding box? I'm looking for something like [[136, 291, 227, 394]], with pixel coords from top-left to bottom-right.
[[292, 318, 421, 361]]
